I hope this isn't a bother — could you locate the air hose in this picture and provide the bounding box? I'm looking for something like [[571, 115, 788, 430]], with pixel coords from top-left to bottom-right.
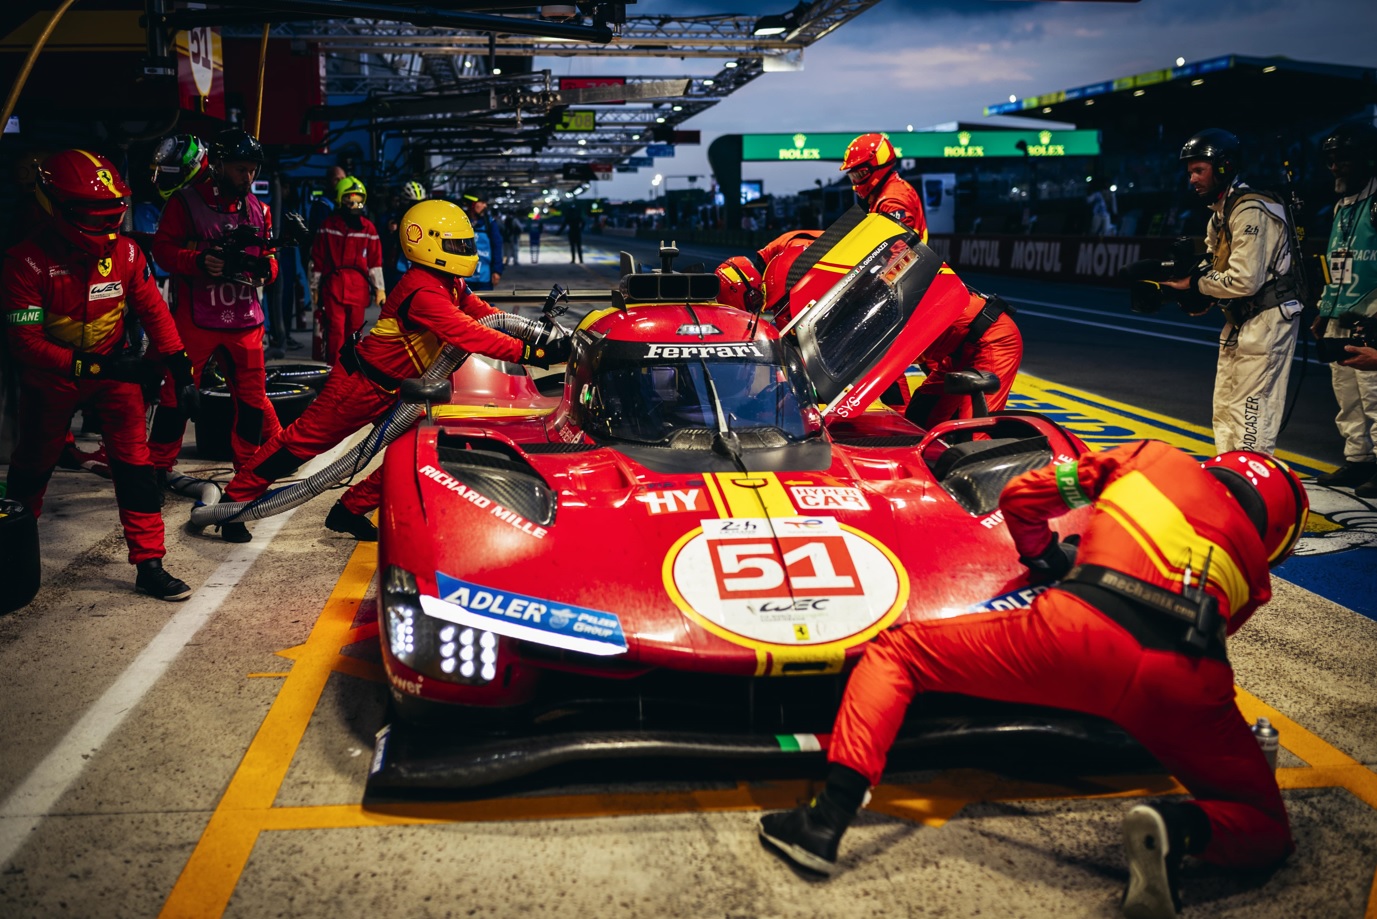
[[189, 312, 550, 528]]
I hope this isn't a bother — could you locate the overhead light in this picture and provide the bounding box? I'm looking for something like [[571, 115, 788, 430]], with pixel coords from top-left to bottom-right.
[[725, 61, 738, 69], [1042, 107, 1052, 113], [632, 133, 640, 140], [1262, 65, 1277, 73], [672, 105, 683, 112], [493, 67, 502, 75], [906, 124, 914, 132], [1133, 89, 1146, 97], [1175, 56, 1185, 67], [1008, 94, 1017, 103], [655, 116, 666, 123], [752, 2, 809, 37], [577, 138, 586, 145], [1191, 79, 1204, 86], [1085, 99, 1094, 106], [703, 79, 714, 86]]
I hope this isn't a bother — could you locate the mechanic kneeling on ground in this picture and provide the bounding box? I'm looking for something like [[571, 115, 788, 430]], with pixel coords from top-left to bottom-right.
[[215, 199, 569, 543], [758, 440, 1307, 919], [3, 150, 201, 601], [904, 289, 1023, 427]]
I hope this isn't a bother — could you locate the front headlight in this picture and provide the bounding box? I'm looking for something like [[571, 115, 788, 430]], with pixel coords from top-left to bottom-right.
[[381, 564, 498, 685]]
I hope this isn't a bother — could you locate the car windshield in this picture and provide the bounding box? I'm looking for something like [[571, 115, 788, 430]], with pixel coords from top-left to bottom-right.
[[589, 344, 816, 445]]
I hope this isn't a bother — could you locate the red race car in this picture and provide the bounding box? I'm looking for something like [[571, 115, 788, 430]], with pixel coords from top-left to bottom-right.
[[369, 214, 1115, 793]]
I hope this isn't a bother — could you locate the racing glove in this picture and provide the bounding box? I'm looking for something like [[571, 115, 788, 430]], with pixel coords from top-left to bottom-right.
[[71, 351, 165, 386], [519, 335, 571, 370], [163, 350, 201, 422], [1018, 532, 1077, 582]]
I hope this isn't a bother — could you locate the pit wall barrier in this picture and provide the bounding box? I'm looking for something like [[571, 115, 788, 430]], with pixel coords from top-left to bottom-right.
[[927, 235, 1188, 285]]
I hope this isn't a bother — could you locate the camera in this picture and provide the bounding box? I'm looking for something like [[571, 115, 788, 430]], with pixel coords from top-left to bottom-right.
[[215, 212, 310, 287], [1118, 237, 1208, 314], [1315, 314, 1375, 363]]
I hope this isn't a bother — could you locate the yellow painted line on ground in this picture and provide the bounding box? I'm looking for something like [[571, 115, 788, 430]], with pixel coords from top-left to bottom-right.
[[160, 543, 377, 919]]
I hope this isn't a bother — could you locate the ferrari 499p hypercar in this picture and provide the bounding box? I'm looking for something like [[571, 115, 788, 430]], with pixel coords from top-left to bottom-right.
[[368, 213, 1118, 793]]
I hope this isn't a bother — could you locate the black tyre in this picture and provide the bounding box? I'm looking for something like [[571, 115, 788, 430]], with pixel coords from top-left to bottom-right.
[[265, 360, 331, 394], [194, 381, 316, 460], [0, 499, 40, 614]]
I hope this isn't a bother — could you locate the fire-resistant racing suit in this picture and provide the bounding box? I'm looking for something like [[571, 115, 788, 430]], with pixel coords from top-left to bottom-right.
[[1316, 176, 1377, 481], [1196, 179, 1301, 454], [904, 290, 1023, 427], [3, 230, 186, 563], [310, 210, 384, 367], [147, 181, 280, 472], [864, 171, 928, 243], [223, 264, 526, 513], [828, 440, 1291, 869]]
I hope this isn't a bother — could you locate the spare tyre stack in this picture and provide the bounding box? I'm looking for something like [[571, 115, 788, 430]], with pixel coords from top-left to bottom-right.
[[194, 361, 331, 461]]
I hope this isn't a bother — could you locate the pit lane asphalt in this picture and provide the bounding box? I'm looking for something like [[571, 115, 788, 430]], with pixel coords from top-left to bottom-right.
[[1, 231, 1374, 919]]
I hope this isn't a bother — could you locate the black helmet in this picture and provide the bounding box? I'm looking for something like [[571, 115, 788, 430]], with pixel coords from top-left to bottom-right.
[[1180, 128, 1241, 180], [211, 128, 264, 165], [1322, 121, 1377, 166]]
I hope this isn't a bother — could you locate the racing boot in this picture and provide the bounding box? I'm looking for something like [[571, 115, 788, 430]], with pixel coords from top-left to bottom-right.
[[1121, 802, 1210, 919], [58, 440, 112, 479], [759, 789, 855, 876], [1316, 461, 1375, 488], [134, 559, 193, 602], [218, 521, 252, 543], [325, 501, 378, 541]]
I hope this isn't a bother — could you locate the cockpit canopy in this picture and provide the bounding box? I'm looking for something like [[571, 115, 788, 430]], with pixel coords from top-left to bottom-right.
[[570, 306, 822, 448]]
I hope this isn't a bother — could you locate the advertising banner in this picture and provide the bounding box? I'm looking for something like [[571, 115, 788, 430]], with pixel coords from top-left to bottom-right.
[[926, 234, 1179, 285]]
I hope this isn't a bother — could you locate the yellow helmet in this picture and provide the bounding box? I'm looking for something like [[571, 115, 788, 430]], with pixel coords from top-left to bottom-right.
[[399, 199, 478, 276], [334, 175, 367, 211]]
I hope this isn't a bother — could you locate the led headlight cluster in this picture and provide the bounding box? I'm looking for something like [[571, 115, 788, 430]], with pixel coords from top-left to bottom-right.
[[438, 625, 498, 683], [382, 565, 497, 685]]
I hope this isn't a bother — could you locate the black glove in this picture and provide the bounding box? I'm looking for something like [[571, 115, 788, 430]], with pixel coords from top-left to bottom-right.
[[71, 351, 165, 386], [1018, 532, 1077, 582], [519, 334, 571, 370], [163, 350, 201, 421]]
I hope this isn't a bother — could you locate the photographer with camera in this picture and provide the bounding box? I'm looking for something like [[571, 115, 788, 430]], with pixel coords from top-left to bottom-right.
[[1161, 130, 1302, 456], [148, 128, 282, 488], [1312, 121, 1377, 495]]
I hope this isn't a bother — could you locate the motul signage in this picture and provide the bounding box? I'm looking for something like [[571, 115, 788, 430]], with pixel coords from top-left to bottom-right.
[[930, 235, 1175, 285]]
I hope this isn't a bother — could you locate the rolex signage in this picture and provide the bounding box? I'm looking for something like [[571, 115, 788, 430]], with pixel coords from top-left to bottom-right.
[[741, 130, 1099, 161]]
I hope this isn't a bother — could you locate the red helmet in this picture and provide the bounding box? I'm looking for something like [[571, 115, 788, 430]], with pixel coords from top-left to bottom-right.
[[36, 149, 131, 258], [841, 133, 898, 198], [1202, 451, 1308, 567], [714, 256, 764, 310]]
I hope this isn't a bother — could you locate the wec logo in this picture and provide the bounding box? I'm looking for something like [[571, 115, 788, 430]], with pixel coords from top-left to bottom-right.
[[89, 281, 124, 301]]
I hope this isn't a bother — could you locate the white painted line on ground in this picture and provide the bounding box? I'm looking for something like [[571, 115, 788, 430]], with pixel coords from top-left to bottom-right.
[[0, 437, 362, 867], [1010, 296, 1211, 332]]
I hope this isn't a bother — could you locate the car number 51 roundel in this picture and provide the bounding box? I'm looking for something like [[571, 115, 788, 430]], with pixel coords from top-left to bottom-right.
[[664, 517, 907, 648]]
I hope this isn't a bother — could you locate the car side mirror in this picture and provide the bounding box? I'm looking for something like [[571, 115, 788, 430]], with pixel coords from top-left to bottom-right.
[[399, 378, 453, 425], [942, 369, 1000, 418]]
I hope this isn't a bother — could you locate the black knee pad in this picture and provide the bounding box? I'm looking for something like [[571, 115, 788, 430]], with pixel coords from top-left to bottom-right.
[[6, 466, 55, 505], [253, 445, 305, 482], [236, 401, 267, 446], [149, 403, 188, 443], [108, 460, 161, 514]]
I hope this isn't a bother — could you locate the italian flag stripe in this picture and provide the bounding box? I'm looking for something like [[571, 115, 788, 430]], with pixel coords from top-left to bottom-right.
[[775, 733, 823, 753]]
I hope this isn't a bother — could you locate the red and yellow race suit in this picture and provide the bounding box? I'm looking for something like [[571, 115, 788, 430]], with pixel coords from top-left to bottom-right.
[[223, 265, 524, 508], [865, 171, 928, 243], [3, 229, 185, 563], [829, 441, 1289, 869], [905, 291, 1023, 427]]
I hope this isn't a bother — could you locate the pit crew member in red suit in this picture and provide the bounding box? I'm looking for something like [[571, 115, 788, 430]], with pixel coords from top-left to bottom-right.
[[3, 150, 201, 601], [147, 128, 280, 479], [759, 441, 1307, 919], [841, 133, 928, 242], [311, 175, 384, 367], [715, 229, 821, 314], [904, 289, 1024, 427], [215, 199, 568, 543]]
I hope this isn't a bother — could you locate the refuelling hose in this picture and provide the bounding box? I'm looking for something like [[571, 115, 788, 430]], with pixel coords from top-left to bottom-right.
[[189, 312, 549, 527]]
